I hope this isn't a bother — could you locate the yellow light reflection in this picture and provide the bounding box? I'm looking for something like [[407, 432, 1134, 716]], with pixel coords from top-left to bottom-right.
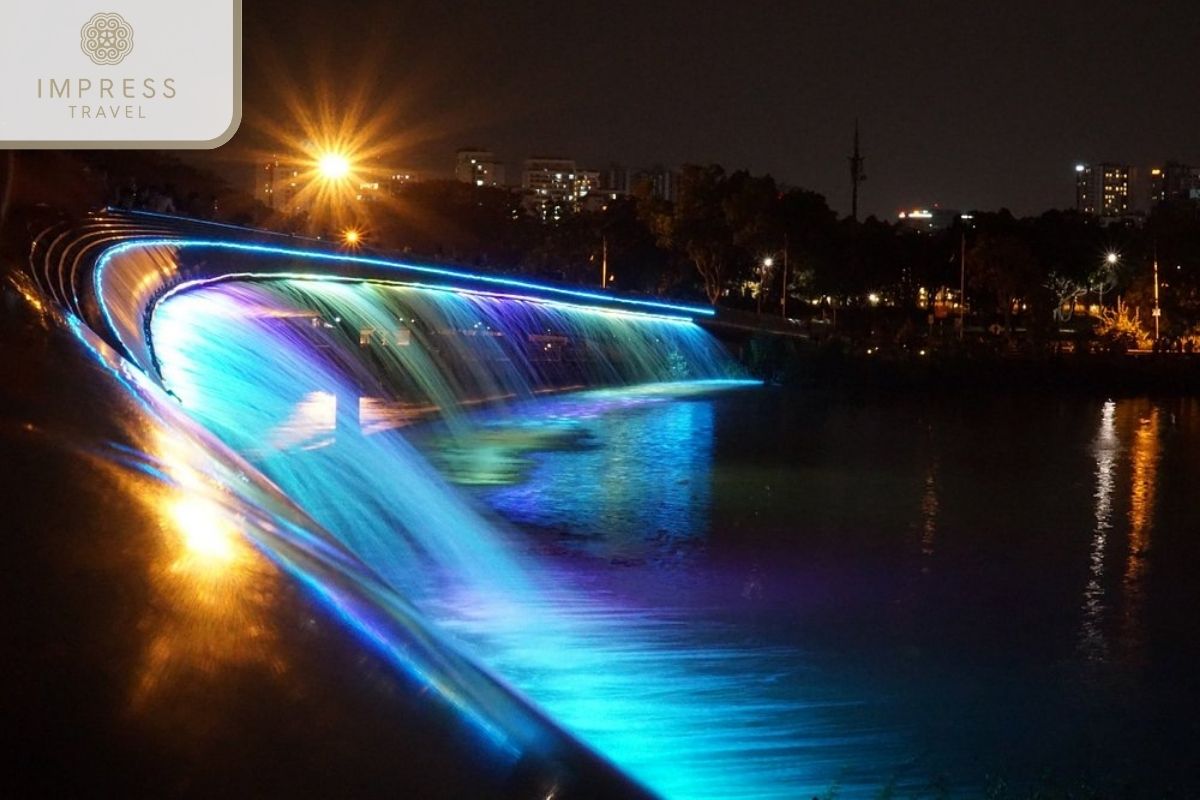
[[168, 496, 240, 565], [1120, 406, 1160, 663], [125, 430, 286, 716], [1125, 408, 1159, 579]]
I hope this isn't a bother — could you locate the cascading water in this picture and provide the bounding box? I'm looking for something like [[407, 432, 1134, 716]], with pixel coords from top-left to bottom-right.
[[150, 278, 857, 799]]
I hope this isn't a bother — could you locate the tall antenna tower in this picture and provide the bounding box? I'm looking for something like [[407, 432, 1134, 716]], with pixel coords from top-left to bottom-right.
[[849, 120, 866, 221]]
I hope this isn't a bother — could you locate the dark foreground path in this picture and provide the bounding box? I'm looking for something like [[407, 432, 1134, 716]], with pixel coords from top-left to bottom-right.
[[0, 280, 644, 799]]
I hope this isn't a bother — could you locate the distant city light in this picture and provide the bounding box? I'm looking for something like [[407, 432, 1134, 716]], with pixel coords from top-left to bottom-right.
[[868, 293, 881, 305], [1106, 251, 1120, 265]]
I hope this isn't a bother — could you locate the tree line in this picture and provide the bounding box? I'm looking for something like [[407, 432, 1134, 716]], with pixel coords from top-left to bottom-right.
[[5, 151, 1199, 345], [348, 165, 1200, 345]]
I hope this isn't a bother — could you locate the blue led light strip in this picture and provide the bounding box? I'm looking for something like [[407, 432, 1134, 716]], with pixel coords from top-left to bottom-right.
[[156, 272, 701, 326], [94, 237, 714, 323]]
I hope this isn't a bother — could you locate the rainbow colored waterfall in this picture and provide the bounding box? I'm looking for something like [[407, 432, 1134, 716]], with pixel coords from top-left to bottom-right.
[[150, 277, 831, 799]]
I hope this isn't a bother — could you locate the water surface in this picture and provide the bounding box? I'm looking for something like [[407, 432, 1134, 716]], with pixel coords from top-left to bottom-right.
[[420, 389, 1200, 796]]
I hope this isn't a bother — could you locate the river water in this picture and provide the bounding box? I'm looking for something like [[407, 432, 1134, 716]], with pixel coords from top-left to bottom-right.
[[148, 280, 1199, 797], [417, 388, 1200, 797]]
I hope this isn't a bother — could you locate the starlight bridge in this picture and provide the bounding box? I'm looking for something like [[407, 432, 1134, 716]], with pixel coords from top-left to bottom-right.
[[30, 208, 716, 379]]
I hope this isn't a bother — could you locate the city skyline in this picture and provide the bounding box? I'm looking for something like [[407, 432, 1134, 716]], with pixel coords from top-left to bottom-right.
[[251, 141, 1198, 224], [231, 0, 1200, 219]]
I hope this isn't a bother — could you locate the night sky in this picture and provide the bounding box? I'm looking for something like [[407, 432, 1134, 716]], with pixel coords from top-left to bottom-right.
[[234, 0, 1200, 219]]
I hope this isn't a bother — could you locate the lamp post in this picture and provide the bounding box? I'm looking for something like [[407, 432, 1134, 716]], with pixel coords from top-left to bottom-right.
[[601, 235, 609, 289], [1153, 245, 1161, 342], [758, 256, 774, 315], [958, 230, 966, 340], [780, 233, 790, 319], [1100, 251, 1119, 309]]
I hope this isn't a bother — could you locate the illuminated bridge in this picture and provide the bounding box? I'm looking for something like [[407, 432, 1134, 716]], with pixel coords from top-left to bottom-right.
[[32, 208, 722, 377], [15, 209, 804, 800]]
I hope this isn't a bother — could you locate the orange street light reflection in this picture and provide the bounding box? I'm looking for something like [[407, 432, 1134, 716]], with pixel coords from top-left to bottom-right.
[[168, 496, 241, 566], [127, 430, 285, 716]]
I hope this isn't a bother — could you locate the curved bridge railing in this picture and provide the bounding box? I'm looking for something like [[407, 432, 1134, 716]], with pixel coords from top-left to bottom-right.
[[26, 208, 661, 799], [30, 208, 716, 381]]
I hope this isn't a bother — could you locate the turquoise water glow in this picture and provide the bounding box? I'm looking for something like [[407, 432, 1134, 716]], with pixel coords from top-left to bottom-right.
[[151, 279, 887, 798]]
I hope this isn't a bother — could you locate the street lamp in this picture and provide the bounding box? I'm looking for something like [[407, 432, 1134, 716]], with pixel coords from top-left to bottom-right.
[[318, 152, 351, 180], [758, 257, 774, 315], [1099, 251, 1119, 309], [341, 228, 363, 248], [1152, 245, 1161, 342]]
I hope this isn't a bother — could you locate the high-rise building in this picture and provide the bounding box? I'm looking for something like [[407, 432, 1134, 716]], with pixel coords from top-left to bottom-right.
[[631, 166, 676, 203], [897, 207, 964, 232], [354, 170, 419, 202], [1075, 162, 1130, 217], [256, 157, 422, 212], [522, 157, 577, 199], [600, 164, 631, 195], [575, 169, 601, 199], [455, 149, 506, 187], [522, 157, 604, 221], [1074, 164, 1094, 214], [1149, 161, 1200, 205], [254, 157, 303, 214]]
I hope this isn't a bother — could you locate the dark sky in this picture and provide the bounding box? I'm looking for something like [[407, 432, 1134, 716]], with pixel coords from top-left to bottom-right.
[[233, 0, 1200, 219]]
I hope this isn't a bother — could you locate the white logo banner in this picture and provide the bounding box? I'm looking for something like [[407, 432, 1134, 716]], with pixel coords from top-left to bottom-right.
[[0, 0, 242, 148]]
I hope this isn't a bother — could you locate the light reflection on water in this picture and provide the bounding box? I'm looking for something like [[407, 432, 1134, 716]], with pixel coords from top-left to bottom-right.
[[1120, 404, 1159, 668], [1081, 400, 1163, 671], [427, 390, 1199, 796], [430, 390, 717, 561], [155, 281, 873, 798], [918, 459, 938, 568], [1080, 400, 1117, 664], [149, 278, 1200, 796], [100, 427, 288, 722]]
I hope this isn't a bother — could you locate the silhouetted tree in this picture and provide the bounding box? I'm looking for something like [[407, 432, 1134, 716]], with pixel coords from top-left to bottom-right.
[[650, 164, 735, 304], [968, 231, 1039, 332]]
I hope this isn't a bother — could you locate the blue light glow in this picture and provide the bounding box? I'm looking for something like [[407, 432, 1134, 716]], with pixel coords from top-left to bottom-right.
[[144, 276, 872, 799], [92, 238, 715, 366], [59, 314, 547, 771]]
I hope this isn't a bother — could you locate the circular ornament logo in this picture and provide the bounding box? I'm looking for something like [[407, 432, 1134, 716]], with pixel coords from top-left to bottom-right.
[[81, 12, 134, 66]]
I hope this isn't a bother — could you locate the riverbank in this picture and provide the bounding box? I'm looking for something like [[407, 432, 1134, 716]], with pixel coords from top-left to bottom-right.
[[745, 337, 1200, 397]]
